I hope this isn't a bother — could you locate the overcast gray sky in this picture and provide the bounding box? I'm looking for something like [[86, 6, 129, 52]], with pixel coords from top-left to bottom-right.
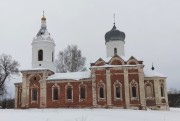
[[0, 0, 180, 90]]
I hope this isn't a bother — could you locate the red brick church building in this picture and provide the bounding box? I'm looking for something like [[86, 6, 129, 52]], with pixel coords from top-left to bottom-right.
[[14, 14, 169, 110]]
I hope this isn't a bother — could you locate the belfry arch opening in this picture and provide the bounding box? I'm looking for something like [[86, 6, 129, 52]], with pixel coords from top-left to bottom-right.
[[38, 50, 43, 61], [114, 48, 117, 55]]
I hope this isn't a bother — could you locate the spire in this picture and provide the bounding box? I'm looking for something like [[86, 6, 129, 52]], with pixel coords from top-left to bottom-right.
[[113, 13, 116, 25], [41, 11, 46, 28], [112, 13, 116, 30], [36, 11, 48, 36], [151, 62, 155, 71]]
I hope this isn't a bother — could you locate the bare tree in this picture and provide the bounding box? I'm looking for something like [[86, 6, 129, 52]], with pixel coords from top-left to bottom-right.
[[55, 45, 86, 73], [0, 54, 19, 95], [168, 88, 180, 107]]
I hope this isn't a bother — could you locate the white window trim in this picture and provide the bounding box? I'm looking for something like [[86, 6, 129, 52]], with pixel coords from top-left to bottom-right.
[[18, 88, 22, 105], [144, 81, 154, 100], [52, 83, 60, 102], [160, 85, 165, 98], [31, 84, 39, 103], [65, 83, 73, 102], [97, 81, 106, 101], [79, 82, 87, 102], [130, 79, 139, 101], [159, 80, 165, 98], [113, 80, 123, 101]]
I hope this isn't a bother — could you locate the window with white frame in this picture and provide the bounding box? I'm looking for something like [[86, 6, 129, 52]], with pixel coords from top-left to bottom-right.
[[145, 83, 153, 99], [18, 88, 22, 104], [52, 84, 60, 101], [98, 81, 105, 100], [32, 88, 38, 101], [53, 87, 59, 100], [115, 86, 121, 98], [146, 85, 153, 97], [160, 84, 165, 97], [130, 80, 139, 100], [114, 80, 122, 100], [80, 86, 86, 100], [66, 86, 72, 100], [99, 87, 104, 98], [132, 86, 137, 97]]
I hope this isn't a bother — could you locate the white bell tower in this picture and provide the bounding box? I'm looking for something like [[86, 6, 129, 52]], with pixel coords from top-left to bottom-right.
[[32, 12, 56, 72], [105, 16, 126, 57]]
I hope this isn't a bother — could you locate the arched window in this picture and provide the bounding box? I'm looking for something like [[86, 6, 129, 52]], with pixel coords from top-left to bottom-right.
[[145, 85, 153, 98], [132, 86, 137, 97], [116, 86, 121, 98], [38, 50, 43, 61], [160, 85, 164, 97], [80, 86, 86, 99], [114, 48, 117, 55], [53, 87, 59, 100], [18, 88, 22, 104], [99, 87, 104, 98], [52, 52, 54, 62], [130, 80, 139, 100], [114, 81, 122, 100], [67, 87, 72, 100], [32, 88, 37, 101]]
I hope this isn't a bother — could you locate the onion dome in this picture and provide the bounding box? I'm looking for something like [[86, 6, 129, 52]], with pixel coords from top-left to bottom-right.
[[105, 23, 125, 43], [41, 11, 46, 20], [41, 16, 46, 20]]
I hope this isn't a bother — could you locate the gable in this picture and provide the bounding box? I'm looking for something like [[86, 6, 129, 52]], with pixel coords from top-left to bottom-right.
[[109, 56, 125, 65], [94, 58, 106, 66], [127, 56, 139, 65]]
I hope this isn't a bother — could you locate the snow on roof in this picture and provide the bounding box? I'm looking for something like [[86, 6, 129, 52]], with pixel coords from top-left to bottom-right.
[[144, 70, 166, 77], [47, 71, 91, 81]]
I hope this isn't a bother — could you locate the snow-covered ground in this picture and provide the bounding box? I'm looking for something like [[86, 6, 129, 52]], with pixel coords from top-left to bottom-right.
[[0, 108, 180, 121]]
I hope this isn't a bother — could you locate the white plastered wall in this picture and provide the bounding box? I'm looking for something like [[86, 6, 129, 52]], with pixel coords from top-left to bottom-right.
[[106, 40, 125, 57], [32, 40, 55, 72]]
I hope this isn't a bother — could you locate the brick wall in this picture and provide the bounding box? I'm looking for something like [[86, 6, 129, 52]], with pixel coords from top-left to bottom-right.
[[128, 69, 140, 107], [46, 80, 92, 108], [110, 70, 125, 107], [28, 75, 41, 108], [95, 70, 107, 107]]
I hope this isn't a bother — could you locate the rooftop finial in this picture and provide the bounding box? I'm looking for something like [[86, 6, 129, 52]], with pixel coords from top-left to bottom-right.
[[151, 62, 155, 70], [41, 10, 46, 20], [43, 10, 44, 17], [113, 13, 115, 25]]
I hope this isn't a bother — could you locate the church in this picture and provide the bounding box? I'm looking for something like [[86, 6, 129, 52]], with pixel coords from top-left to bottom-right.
[[14, 14, 169, 110]]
